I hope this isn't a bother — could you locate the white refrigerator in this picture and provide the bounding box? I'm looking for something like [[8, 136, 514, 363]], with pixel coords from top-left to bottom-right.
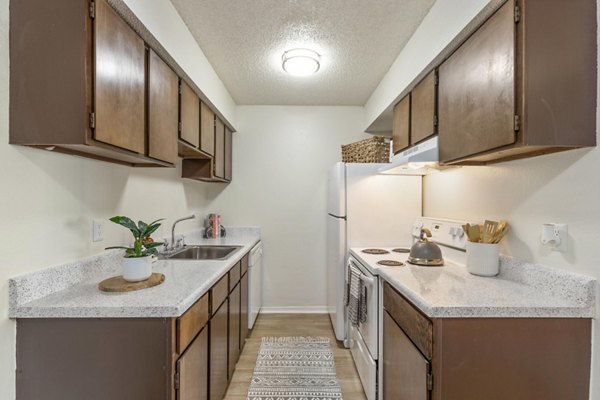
[[326, 162, 422, 341]]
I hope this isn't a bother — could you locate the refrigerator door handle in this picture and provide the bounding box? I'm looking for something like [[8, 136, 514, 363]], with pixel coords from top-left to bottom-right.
[[328, 213, 347, 220]]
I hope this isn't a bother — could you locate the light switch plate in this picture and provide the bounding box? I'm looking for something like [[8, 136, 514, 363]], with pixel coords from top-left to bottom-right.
[[93, 219, 104, 242]]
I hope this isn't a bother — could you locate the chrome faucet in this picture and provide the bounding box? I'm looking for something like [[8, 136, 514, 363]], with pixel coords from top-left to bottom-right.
[[168, 214, 196, 252]]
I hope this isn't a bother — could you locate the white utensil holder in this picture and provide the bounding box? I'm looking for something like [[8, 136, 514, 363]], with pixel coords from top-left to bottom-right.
[[466, 242, 499, 277]]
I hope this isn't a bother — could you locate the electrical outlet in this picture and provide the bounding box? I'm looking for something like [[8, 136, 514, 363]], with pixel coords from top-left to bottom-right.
[[93, 219, 104, 242], [541, 223, 567, 252]]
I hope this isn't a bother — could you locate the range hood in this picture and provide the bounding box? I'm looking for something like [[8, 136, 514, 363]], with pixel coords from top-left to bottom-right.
[[379, 136, 439, 175]]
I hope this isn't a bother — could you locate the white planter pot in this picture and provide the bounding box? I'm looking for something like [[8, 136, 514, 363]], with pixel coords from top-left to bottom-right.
[[121, 256, 152, 282]]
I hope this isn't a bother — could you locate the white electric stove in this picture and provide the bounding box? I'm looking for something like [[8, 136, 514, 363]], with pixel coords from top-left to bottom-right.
[[347, 217, 469, 400]]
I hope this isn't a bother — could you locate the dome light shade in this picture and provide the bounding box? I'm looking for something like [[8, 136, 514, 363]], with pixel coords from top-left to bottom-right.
[[282, 48, 320, 76]]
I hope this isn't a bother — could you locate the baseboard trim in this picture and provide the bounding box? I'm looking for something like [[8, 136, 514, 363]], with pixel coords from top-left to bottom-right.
[[260, 306, 329, 314]]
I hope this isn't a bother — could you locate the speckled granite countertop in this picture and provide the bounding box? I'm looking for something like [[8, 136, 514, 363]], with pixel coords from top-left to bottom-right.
[[350, 247, 596, 318], [9, 228, 260, 318]]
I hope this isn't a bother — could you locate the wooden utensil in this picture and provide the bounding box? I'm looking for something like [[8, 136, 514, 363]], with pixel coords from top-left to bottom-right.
[[462, 224, 472, 241], [471, 224, 481, 243], [482, 220, 499, 243], [491, 220, 509, 243], [462, 223, 481, 243]]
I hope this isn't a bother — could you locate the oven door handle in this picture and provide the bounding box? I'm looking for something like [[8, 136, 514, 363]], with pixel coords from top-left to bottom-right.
[[358, 273, 376, 287]]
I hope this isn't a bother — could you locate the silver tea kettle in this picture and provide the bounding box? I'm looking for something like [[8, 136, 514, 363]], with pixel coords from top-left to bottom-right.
[[408, 228, 444, 266]]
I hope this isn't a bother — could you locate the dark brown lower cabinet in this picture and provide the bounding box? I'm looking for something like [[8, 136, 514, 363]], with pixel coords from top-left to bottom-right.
[[15, 252, 253, 400], [228, 283, 241, 379], [177, 326, 208, 400], [383, 312, 429, 400], [210, 299, 229, 400], [383, 282, 592, 400], [240, 272, 249, 348], [16, 318, 173, 400]]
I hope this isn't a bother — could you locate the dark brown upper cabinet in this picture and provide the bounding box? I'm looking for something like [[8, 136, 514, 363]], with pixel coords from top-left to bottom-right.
[[94, 0, 145, 154], [439, 0, 596, 165], [410, 70, 437, 146], [177, 80, 213, 160], [214, 118, 226, 179], [181, 119, 232, 183], [224, 127, 233, 181], [148, 49, 179, 165], [9, 0, 172, 167], [392, 94, 410, 154], [200, 102, 215, 156], [179, 81, 200, 149]]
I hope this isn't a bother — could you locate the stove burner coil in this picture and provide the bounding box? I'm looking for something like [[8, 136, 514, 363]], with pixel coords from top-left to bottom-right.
[[362, 248, 390, 255], [377, 260, 404, 267]]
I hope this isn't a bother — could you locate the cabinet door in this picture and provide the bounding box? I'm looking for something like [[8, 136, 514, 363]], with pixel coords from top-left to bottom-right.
[[94, 0, 145, 154], [200, 102, 215, 156], [210, 299, 228, 400], [148, 49, 178, 164], [383, 311, 429, 400], [411, 70, 437, 145], [240, 272, 249, 349], [177, 326, 208, 400], [177, 294, 209, 354], [224, 127, 232, 181], [392, 95, 410, 154], [228, 283, 241, 380], [214, 118, 225, 179], [438, 0, 516, 163], [180, 81, 200, 148]]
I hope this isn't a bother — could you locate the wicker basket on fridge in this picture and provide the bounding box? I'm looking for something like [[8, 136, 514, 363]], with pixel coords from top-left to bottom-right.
[[341, 136, 390, 163]]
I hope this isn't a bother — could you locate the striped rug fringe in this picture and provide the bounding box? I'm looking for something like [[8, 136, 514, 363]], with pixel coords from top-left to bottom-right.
[[260, 336, 331, 344]]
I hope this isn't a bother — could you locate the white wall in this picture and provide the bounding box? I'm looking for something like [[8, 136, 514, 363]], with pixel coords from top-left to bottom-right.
[[203, 106, 368, 311], [363, 0, 491, 130], [366, 0, 600, 396], [424, 149, 600, 399], [121, 0, 237, 127], [0, 0, 218, 396]]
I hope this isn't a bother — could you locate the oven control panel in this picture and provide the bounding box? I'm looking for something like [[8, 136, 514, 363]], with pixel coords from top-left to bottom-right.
[[412, 217, 469, 251]]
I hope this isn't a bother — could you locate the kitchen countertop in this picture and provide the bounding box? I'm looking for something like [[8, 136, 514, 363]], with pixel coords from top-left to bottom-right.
[[9, 227, 260, 319], [350, 247, 596, 318]]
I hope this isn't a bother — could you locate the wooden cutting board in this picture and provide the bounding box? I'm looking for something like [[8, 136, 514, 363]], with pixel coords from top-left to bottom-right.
[[98, 273, 165, 292]]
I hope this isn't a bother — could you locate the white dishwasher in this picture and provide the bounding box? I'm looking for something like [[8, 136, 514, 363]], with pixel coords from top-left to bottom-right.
[[248, 241, 263, 329]]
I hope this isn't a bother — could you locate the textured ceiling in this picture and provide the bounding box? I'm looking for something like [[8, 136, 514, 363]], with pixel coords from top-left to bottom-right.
[[169, 0, 436, 106]]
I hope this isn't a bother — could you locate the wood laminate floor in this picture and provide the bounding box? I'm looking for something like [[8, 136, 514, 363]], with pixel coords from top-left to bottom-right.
[[223, 313, 368, 400]]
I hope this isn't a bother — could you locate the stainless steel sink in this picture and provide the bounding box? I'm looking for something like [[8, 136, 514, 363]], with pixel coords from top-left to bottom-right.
[[163, 245, 241, 261]]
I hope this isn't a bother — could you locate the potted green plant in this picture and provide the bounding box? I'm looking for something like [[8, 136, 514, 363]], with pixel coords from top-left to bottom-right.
[[106, 216, 164, 282]]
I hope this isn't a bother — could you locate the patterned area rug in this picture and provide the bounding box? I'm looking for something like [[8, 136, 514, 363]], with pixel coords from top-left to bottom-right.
[[247, 336, 344, 400]]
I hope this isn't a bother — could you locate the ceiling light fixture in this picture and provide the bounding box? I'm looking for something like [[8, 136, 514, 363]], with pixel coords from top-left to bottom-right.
[[282, 48, 321, 76]]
